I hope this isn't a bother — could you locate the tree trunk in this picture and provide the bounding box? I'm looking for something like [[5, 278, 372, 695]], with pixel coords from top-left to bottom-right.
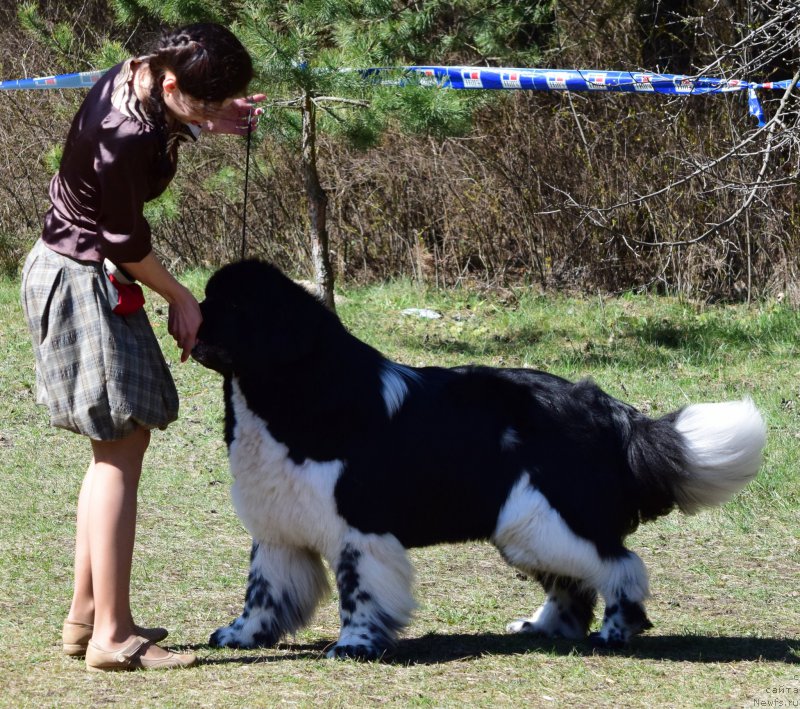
[[301, 90, 335, 311]]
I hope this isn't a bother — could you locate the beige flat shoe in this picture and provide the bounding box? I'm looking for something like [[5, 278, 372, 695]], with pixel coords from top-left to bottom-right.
[[62, 620, 168, 657], [85, 636, 197, 672]]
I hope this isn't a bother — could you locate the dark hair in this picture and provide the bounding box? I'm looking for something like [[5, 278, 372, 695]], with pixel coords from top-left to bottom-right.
[[148, 23, 253, 102], [143, 22, 253, 138]]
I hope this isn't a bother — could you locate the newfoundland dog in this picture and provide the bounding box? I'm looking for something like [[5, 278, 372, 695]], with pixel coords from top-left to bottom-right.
[[192, 260, 766, 659]]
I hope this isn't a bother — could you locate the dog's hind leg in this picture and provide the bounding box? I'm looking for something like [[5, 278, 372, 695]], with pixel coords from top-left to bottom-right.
[[589, 591, 653, 649], [589, 553, 653, 649], [506, 572, 597, 639], [493, 474, 652, 645], [327, 532, 415, 660], [209, 540, 329, 648]]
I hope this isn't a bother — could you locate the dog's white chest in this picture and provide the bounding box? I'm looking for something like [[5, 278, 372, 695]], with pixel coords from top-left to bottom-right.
[[227, 379, 346, 556]]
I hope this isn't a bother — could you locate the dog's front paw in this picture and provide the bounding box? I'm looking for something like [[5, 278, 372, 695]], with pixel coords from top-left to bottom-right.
[[326, 641, 387, 661], [209, 624, 244, 648], [208, 617, 280, 649]]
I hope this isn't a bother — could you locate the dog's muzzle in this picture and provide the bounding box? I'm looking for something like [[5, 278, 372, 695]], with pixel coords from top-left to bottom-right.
[[191, 341, 233, 374]]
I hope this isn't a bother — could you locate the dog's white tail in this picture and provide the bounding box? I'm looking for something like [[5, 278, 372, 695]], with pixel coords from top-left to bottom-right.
[[672, 399, 767, 514]]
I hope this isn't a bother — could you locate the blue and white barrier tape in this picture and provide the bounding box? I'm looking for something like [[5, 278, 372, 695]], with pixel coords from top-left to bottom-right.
[[402, 67, 792, 127], [0, 69, 105, 90], [1, 65, 793, 127]]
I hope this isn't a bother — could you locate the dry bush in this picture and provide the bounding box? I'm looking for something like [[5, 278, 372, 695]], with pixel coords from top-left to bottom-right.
[[1, 1, 797, 300]]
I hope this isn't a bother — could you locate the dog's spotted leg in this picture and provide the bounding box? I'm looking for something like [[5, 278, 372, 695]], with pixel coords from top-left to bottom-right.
[[589, 592, 653, 649], [506, 573, 597, 639], [589, 551, 653, 648], [210, 541, 329, 649], [327, 535, 415, 661], [494, 476, 652, 647]]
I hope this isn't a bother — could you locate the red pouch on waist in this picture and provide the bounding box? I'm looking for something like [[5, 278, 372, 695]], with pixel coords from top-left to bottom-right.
[[105, 267, 145, 315]]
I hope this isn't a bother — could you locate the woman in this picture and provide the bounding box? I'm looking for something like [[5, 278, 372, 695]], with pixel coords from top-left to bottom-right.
[[20, 23, 264, 671]]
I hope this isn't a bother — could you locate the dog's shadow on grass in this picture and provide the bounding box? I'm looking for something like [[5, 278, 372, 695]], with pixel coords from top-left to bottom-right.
[[388, 632, 799, 665], [192, 633, 798, 666]]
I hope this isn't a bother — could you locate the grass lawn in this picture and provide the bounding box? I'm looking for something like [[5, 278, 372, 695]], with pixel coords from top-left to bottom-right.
[[0, 270, 797, 707]]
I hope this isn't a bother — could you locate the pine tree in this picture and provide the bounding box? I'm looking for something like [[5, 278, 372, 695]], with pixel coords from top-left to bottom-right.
[[113, 0, 556, 308]]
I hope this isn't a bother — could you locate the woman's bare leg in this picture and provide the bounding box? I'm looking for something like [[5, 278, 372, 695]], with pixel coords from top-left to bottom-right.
[[66, 459, 96, 626], [88, 427, 147, 645], [86, 426, 171, 659]]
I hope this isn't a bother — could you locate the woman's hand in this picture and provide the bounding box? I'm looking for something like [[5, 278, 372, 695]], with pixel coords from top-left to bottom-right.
[[120, 251, 203, 363], [203, 94, 267, 136], [167, 286, 203, 363]]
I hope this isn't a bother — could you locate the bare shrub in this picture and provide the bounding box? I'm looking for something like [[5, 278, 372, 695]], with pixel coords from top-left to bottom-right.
[[1, 1, 797, 300]]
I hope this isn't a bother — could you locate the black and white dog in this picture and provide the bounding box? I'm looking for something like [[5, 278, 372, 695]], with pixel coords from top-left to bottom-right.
[[192, 260, 766, 659]]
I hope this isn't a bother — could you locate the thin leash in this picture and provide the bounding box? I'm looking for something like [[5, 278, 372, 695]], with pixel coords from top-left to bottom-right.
[[240, 106, 253, 261]]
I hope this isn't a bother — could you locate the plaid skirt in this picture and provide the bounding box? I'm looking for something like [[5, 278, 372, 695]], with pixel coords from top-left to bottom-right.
[[20, 240, 179, 441]]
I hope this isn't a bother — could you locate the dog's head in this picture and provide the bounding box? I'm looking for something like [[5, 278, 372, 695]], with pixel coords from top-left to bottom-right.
[[192, 259, 333, 377]]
